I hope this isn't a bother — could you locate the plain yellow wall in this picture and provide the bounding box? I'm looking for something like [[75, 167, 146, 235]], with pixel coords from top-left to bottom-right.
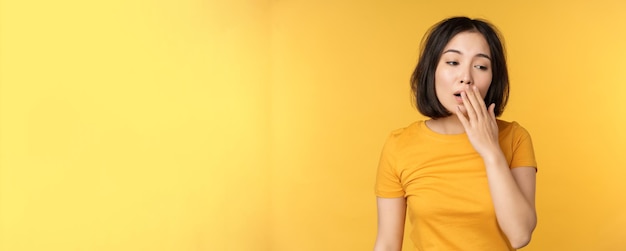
[[1, 0, 625, 251], [1, 0, 272, 250]]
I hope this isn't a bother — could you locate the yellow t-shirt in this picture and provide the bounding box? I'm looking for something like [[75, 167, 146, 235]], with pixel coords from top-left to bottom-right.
[[375, 120, 537, 251]]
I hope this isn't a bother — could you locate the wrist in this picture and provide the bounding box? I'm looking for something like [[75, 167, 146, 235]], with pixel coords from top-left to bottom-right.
[[480, 148, 506, 165]]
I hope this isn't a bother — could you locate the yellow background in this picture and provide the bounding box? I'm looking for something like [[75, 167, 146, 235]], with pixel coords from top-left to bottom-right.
[[1, 0, 625, 250]]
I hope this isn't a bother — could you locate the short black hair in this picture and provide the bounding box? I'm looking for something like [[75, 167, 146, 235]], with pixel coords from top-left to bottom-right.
[[410, 16, 509, 118]]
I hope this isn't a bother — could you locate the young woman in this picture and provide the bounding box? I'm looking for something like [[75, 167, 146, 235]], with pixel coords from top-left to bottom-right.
[[374, 17, 537, 251]]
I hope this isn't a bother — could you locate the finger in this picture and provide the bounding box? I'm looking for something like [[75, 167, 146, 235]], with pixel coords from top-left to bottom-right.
[[473, 86, 489, 108], [463, 86, 482, 118], [456, 105, 470, 129], [460, 91, 477, 122], [488, 103, 499, 130], [466, 86, 485, 118], [488, 103, 496, 120]]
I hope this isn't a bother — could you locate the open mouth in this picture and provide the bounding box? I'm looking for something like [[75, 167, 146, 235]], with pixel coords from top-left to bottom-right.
[[454, 93, 463, 103]]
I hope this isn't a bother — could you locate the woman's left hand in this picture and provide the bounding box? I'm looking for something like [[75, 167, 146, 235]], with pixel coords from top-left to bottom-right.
[[456, 86, 501, 159]]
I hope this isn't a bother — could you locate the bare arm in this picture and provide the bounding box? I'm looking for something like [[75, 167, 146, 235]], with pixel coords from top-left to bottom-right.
[[374, 197, 406, 251], [456, 86, 537, 248], [483, 159, 537, 248]]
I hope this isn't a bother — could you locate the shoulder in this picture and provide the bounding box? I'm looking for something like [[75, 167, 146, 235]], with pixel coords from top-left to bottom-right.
[[387, 120, 424, 140], [497, 120, 537, 168], [382, 121, 425, 150], [497, 119, 534, 149], [497, 119, 531, 137]]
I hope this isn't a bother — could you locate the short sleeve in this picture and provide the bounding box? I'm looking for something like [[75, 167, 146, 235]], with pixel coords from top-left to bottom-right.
[[374, 133, 405, 198], [510, 124, 538, 170]]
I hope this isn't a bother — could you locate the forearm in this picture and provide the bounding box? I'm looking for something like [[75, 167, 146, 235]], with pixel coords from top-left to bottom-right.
[[374, 197, 406, 251], [483, 151, 536, 248], [373, 243, 402, 251]]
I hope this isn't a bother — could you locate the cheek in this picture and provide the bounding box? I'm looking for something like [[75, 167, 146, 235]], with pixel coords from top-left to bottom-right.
[[478, 74, 493, 98], [434, 68, 453, 86], [480, 87, 490, 99], [434, 70, 443, 90]]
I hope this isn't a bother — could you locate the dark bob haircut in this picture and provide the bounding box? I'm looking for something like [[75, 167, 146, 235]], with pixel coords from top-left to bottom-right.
[[411, 16, 509, 118]]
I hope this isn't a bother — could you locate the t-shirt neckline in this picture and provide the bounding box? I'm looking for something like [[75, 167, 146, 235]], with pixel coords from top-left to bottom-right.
[[419, 120, 469, 141]]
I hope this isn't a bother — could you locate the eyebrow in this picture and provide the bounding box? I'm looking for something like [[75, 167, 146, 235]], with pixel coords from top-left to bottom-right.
[[443, 49, 491, 60]]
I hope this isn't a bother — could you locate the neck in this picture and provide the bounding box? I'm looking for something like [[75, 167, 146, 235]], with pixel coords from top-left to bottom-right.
[[426, 115, 466, 135]]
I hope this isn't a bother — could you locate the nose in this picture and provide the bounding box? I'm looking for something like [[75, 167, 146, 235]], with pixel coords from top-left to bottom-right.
[[459, 67, 473, 85]]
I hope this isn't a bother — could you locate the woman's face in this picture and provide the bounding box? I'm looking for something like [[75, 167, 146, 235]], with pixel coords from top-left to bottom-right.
[[434, 31, 493, 115]]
